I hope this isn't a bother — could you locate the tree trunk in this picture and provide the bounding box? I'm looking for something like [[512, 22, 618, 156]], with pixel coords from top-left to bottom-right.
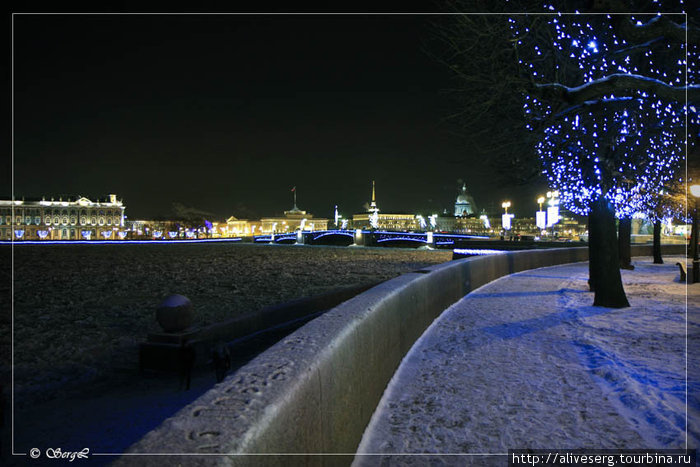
[[589, 197, 630, 308], [691, 205, 699, 259], [587, 215, 594, 291], [618, 216, 634, 270], [653, 220, 663, 264]]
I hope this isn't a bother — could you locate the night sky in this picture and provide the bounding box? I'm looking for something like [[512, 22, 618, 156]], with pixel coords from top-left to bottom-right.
[[12, 13, 544, 220]]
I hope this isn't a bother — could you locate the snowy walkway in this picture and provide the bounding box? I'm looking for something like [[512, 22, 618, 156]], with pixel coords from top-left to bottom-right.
[[354, 257, 699, 466]]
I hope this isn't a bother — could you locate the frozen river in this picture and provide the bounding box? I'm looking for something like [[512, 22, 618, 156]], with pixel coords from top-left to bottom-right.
[[1, 242, 451, 408]]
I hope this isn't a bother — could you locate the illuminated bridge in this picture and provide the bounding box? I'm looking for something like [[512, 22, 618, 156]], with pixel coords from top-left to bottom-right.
[[1, 230, 580, 252], [253, 230, 493, 248], [250, 230, 583, 251]]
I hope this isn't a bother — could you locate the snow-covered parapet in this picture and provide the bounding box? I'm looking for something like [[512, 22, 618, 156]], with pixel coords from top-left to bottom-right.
[[116, 244, 684, 465]]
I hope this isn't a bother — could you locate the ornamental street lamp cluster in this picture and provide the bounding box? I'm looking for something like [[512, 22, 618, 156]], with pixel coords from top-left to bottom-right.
[[536, 196, 547, 230], [546, 191, 560, 228], [501, 191, 564, 236], [501, 201, 514, 231]]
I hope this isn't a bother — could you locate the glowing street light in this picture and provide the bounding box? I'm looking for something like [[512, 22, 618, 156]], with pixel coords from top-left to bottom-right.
[[536, 196, 547, 230], [546, 190, 560, 228], [690, 184, 700, 283], [501, 201, 514, 231], [428, 214, 438, 230], [480, 213, 490, 229]]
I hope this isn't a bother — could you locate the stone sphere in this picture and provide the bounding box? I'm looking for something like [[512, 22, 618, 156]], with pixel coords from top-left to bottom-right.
[[156, 294, 193, 333]]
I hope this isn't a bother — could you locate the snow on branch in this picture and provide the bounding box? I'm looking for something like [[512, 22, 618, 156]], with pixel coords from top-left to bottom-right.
[[614, 15, 699, 45], [534, 73, 700, 105]]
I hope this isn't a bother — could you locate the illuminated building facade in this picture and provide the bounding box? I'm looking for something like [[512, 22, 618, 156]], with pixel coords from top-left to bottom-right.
[[0, 194, 126, 240], [125, 219, 228, 239], [352, 181, 420, 231], [226, 205, 328, 237], [454, 183, 476, 217], [352, 212, 419, 231], [225, 216, 257, 236]]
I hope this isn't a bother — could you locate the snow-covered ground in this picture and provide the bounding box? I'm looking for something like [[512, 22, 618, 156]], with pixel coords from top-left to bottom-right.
[[354, 257, 698, 466], [1, 243, 451, 408], [0, 243, 451, 464]]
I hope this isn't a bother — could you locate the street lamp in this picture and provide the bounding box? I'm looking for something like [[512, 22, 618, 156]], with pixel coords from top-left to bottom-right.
[[501, 201, 513, 234], [536, 196, 546, 230], [691, 184, 700, 283], [502, 201, 511, 214], [546, 191, 560, 239]]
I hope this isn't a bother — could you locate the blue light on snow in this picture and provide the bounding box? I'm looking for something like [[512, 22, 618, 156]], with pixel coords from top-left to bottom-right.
[[453, 249, 507, 256]]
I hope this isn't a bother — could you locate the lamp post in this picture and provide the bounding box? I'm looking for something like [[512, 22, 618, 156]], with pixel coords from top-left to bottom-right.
[[501, 201, 513, 238], [691, 184, 700, 284], [546, 190, 560, 237], [536, 196, 546, 231]]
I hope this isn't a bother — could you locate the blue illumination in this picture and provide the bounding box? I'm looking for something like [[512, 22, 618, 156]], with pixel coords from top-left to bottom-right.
[[509, 5, 693, 218], [453, 248, 507, 256], [434, 234, 491, 240], [311, 231, 354, 240], [1, 238, 243, 245], [376, 237, 428, 244]]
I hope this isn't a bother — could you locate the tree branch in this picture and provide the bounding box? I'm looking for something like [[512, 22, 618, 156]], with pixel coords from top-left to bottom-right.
[[534, 73, 700, 105], [613, 15, 700, 45]]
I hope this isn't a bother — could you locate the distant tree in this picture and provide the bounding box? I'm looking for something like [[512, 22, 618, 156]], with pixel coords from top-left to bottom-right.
[[171, 202, 216, 231], [648, 181, 687, 263], [642, 146, 700, 263]]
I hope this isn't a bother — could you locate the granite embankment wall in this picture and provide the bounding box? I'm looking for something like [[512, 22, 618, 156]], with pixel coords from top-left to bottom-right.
[[118, 244, 685, 466]]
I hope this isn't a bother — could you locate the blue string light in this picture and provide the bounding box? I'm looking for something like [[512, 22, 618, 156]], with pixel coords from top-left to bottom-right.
[[0, 238, 243, 245], [510, 2, 696, 217]]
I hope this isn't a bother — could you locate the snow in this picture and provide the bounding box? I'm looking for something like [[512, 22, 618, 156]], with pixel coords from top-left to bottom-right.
[[0, 243, 451, 462], [354, 257, 698, 466], [3, 247, 697, 465]]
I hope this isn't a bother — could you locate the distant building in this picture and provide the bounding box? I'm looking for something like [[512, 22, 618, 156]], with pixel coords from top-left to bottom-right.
[[0, 194, 126, 240], [353, 212, 419, 231], [352, 181, 419, 231], [226, 191, 328, 236], [431, 184, 487, 234], [225, 215, 256, 236], [454, 183, 476, 217], [259, 204, 329, 234]]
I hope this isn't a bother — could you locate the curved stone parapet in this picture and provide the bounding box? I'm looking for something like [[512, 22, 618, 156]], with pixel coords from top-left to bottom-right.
[[116, 244, 684, 466]]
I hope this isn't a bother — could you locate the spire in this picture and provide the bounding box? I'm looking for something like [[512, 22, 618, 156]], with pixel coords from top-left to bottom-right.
[[286, 186, 303, 214], [369, 180, 378, 212]]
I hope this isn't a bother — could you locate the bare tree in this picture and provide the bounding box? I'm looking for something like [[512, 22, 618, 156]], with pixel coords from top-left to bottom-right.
[[436, 1, 698, 307]]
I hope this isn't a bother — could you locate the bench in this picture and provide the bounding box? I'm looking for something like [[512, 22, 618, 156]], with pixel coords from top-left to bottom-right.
[[676, 262, 687, 282]]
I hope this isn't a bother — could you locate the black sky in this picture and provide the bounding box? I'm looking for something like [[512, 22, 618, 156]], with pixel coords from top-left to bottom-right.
[[12, 13, 543, 220]]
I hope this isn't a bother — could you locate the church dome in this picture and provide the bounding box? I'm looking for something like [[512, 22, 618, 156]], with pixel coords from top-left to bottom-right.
[[454, 183, 476, 217]]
